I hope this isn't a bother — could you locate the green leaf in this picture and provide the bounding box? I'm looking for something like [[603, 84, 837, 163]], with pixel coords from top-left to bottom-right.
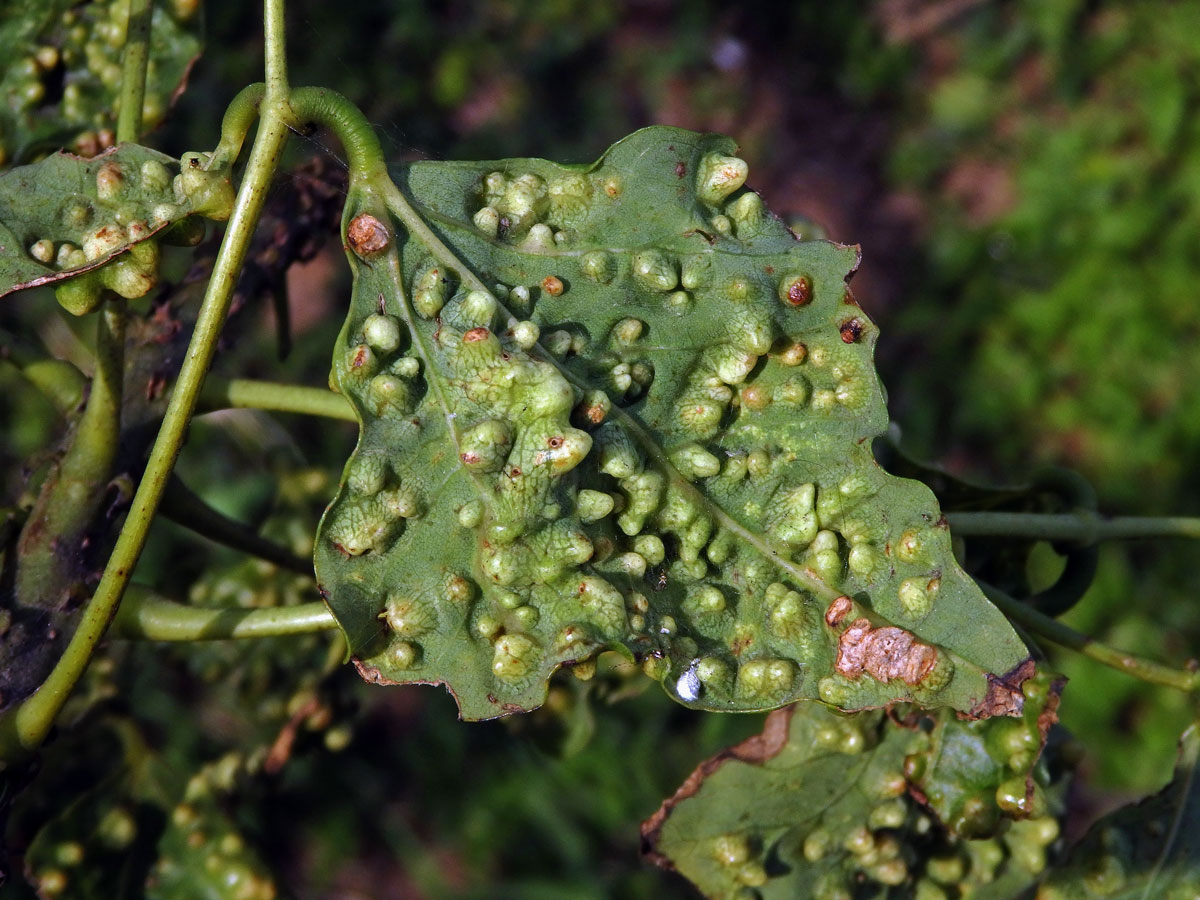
[[0, 0, 203, 166], [0, 144, 226, 308], [1036, 722, 1200, 899], [314, 126, 1031, 720], [642, 700, 1065, 900]]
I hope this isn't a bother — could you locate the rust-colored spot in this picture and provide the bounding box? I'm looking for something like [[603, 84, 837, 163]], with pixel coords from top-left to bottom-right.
[[542, 275, 564, 296], [843, 287, 859, 306], [834, 618, 940, 686], [785, 276, 812, 306], [674, 161, 686, 178], [463, 326, 490, 343], [840, 318, 864, 343], [509, 466, 522, 477], [350, 346, 370, 369], [825, 595, 853, 627], [460, 451, 482, 465], [347, 213, 391, 255], [547, 436, 564, 449], [586, 404, 606, 424]]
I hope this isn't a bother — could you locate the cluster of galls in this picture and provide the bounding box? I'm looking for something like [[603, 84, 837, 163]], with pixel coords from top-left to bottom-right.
[[472, 168, 618, 246], [42, 150, 232, 315], [148, 759, 277, 900], [327, 320, 423, 560]]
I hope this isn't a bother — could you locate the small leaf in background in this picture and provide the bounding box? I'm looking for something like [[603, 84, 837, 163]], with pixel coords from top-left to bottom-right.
[[643, 686, 1069, 900], [0, 0, 203, 166], [1035, 722, 1200, 900], [0, 145, 230, 312], [315, 126, 1031, 721]]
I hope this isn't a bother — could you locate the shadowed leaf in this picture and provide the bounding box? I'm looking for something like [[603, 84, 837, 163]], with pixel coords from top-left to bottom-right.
[[0, 0, 203, 166], [1036, 722, 1200, 900]]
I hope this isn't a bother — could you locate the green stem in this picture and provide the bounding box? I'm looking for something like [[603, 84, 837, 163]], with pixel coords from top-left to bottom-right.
[[111, 589, 336, 641], [285, 87, 388, 189], [947, 511, 1200, 543], [199, 377, 356, 422], [264, 0, 289, 99], [160, 476, 312, 575], [0, 14, 295, 764], [116, 0, 153, 143], [981, 582, 1200, 692], [209, 83, 267, 170]]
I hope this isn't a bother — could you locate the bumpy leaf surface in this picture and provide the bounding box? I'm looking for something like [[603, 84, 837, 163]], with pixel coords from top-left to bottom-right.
[[0, 0, 202, 166], [315, 126, 1031, 720], [0, 144, 221, 302], [642, 699, 1064, 900]]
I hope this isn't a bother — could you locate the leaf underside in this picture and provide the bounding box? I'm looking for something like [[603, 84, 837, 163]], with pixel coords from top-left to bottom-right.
[[0, 144, 196, 299], [0, 0, 203, 167], [642, 695, 1065, 900], [314, 126, 1031, 721]]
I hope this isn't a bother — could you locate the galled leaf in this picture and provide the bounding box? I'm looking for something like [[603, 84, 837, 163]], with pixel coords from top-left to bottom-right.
[[315, 126, 1031, 720], [0, 144, 231, 309], [0, 0, 202, 166], [642, 699, 1066, 900]]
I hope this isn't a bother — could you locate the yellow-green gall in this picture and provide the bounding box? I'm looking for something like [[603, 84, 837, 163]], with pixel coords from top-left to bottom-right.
[[576, 489, 615, 522], [473, 205, 500, 237], [492, 632, 537, 679], [696, 152, 748, 205], [29, 239, 55, 264], [363, 312, 402, 352], [580, 250, 614, 283], [631, 249, 678, 292]]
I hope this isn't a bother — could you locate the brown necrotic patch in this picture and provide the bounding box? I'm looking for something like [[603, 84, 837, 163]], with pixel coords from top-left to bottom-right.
[[463, 326, 490, 343], [347, 213, 391, 256], [834, 617, 938, 686], [839, 318, 864, 343]]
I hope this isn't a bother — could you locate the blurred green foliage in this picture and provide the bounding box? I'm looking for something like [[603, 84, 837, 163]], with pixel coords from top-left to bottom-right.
[[4, 0, 1200, 895]]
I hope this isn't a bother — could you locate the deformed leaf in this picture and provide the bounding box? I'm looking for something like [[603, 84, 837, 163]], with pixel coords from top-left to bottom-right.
[[0, 144, 225, 304], [911, 666, 1064, 838], [0, 0, 203, 166], [1035, 723, 1200, 900], [314, 126, 1031, 720], [642, 700, 1065, 900]]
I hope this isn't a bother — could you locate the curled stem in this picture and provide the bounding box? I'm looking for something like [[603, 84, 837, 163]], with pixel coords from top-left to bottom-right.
[[199, 376, 356, 422], [111, 589, 336, 641], [981, 582, 1200, 692], [947, 511, 1200, 544]]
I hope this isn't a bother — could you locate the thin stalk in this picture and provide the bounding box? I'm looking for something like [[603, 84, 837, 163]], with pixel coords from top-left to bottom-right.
[[947, 511, 1200, 544], [116, 0, 153, 143], [160, 476, 312, 575], [982, 582, 1200, 692], [0, 21, 295, 763], [199, 376, 356, 422], [264, 0, 289, 99], [111, 589, 335, 641]]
